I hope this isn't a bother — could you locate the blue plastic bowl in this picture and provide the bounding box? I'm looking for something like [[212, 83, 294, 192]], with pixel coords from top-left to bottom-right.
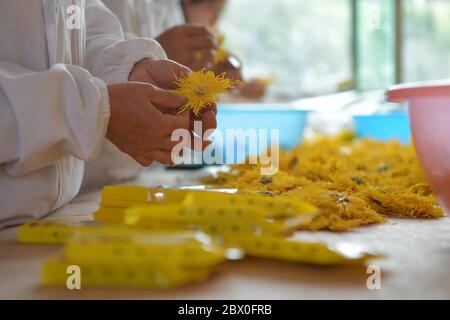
[[354, 112, 411, 144], [212, 104, 308, 162]]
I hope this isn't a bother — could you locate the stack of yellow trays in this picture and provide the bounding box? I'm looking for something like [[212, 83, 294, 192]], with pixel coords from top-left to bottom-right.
[[96, 186, 379, 266], [95, 186, 316, 231], [18, 186, 382, 288], [42, 229, 232, 288], [94, 186, 195, 224], [123, 192, 317, 235], [124, 209, 376, 265]]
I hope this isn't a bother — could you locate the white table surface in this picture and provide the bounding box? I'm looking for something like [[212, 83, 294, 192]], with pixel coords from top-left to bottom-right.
[[0, 165, 449, 300]]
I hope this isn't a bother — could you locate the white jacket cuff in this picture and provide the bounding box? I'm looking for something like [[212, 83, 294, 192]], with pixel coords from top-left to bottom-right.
[[91, 77, 111, 157], [93, 38, 168, 84]]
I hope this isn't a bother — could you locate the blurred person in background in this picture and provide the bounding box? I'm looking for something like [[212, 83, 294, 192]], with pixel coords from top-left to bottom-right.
[[103, 0, 267, 99]]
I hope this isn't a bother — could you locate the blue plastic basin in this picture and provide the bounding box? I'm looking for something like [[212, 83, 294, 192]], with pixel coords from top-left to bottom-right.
[[354, 112, 411, 144], [212, 104, 308, 162]]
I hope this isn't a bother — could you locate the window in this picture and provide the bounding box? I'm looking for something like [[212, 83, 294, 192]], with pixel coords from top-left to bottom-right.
[[354, 0, 398, 91], [218, 0, 353, 100], [402, 0, 450, 82], [218, 0, 450, 99]]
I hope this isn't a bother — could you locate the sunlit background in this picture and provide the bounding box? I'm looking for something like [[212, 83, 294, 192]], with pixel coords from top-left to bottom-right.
[[218, 0, 450, 100]]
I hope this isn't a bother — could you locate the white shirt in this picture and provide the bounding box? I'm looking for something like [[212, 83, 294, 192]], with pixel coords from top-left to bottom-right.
[[0, 0, 166, 228], [103, 0, 186, 39], [81, 0, 185, 193]]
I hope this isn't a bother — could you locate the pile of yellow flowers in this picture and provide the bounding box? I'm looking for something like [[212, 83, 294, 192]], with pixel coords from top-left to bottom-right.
[[205, 132, 444, 231]]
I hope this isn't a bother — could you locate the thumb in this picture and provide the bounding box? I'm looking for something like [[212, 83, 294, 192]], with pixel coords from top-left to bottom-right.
[[169, 60, 191, 79], [146, 84, 187, 113], [166, 60, 191, 90], [150, 59, 191, 89]]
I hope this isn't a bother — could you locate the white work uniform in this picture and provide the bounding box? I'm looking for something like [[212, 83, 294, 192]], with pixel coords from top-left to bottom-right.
[[0, 0, 166, 228], [103, 0, 186, 39], [81, 0, 185, 193]]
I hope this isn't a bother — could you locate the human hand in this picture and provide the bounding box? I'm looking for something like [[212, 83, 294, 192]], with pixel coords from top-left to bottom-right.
[[129, 59, 190, 90], [106, 82, 217, 167], [214, 54, 244, 82], [107, 82, 193, 167], [237, 79, 267, 100], [128, 58, 217, 141], [156, 24, 217, 71]]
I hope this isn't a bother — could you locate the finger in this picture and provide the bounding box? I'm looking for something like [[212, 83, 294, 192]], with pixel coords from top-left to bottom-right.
[[190, 109, 216, 132], [156, 135, 188, 152], [229, 70, 244, 82], [142, 60, 191, 90], [183, 24, 215, 37], [146, 85, 187, 111], [218, 66, 243, 82], [133, 155, 154, 167], [135, 60, 191, 90], [238, 82, 267, 99], [148, 150, 175, 166], [159, 110, 191, 135], [202, 102, 217, 115], [188, 59, 212, 72], [165, 60, 191, 81], [201, 110, 217, 137], [186, 132, 211, 152], [196, 135, 213, 151], [193, 49, 215, 65], [189, 35, 217, 50], [188, 117, 213, 151], [161, 135, 212, 152]]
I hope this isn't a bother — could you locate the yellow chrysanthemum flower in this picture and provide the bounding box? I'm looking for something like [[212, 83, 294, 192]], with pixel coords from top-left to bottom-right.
[[173, 69, 240, 116]]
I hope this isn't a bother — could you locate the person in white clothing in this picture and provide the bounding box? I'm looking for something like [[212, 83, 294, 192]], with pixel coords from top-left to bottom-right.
[[103, 0, 219, 72], [89, 0, 262, 194], [104, 0, 266, 97], [82, 0, 220, 192], [103, 0, 186, 40], [0, 0, 216, 228]]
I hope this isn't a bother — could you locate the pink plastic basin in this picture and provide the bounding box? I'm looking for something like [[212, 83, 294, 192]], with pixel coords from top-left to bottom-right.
[[386, 81, 450, 213]]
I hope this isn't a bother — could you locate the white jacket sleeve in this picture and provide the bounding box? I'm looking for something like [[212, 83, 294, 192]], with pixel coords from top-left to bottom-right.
[[85, 0, 167, 84], [101, 0, 142, 39], [0, 61, 110, 176]]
